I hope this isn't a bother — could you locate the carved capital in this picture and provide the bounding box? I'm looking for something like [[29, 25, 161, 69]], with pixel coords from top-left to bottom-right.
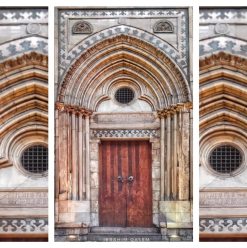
[[157, 101, 192, 118], [55, 102, 93, 117]]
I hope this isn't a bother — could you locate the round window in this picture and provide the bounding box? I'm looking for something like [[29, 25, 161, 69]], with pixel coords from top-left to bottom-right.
[[21, 145, 48, 174], [115, 87, 134, 104], [209, 145, 242, 174]]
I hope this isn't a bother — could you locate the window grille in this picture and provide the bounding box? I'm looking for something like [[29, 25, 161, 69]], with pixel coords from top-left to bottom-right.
[[209, 145, 242, 174], [21, 145, 48, 174], [115, 87, 134, 104]]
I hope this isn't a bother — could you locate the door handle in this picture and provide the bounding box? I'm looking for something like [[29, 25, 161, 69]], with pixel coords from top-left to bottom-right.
[[127, 176, 134, 183], [117, 176, 124, 183]]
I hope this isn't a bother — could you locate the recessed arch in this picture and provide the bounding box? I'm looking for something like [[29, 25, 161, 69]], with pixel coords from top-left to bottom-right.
[[0, 52, 48, 169], [58, 34, 191, 111]]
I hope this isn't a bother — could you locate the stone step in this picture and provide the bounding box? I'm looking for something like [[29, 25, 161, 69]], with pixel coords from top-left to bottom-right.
[[87, 233, 163, 242], [88, 227, 163, 241], [90, 227, 160, 234]]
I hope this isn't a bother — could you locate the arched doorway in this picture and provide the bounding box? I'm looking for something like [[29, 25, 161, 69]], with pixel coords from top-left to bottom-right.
[[55, 11, 192, 241]]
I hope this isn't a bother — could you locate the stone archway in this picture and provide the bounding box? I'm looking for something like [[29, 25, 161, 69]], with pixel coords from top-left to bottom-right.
[[55, 27, 192, 240]]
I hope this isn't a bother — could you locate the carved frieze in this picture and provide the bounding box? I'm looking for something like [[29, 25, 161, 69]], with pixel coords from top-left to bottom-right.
[[0, 191, 48, 208], [200, 191, 247, 208], [0, 218, 48, 233], [200, 218, 247, 233], [91, 129, 159, 138]]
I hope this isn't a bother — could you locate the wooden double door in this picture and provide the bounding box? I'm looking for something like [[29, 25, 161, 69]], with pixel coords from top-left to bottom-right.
[[99, 140, 152, 227]]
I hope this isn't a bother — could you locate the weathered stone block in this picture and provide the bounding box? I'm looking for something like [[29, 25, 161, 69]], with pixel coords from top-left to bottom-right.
[[91, 200, 99, 213], [90, 172, 98, 188]]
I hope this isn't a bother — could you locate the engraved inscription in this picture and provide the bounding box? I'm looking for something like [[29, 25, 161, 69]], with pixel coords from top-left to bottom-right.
[[200, 191, 247, 208], [93, 113, 156, 124], [0, 191, 48, 208]]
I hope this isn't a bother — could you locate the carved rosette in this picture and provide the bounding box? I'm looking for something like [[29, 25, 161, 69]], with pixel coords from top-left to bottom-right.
[[72, 21, 93, 34], [153, 20, 174, 33]]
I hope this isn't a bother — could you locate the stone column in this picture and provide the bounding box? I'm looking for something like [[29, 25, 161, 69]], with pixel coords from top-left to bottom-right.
[[55, 108, 59, 200], [78, 114, 83, 200], [71, 111, 78, 200], [166, 111, 171, 200], [172, 107, 178, 200], [85, 115, 90, 200], [160, 116, 165, 201], [82, 116, 86, 199]]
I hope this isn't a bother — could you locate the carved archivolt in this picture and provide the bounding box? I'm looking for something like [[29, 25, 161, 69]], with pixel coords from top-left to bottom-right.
[[200, 51, 247, 72], [199, 51, 247, 179], [0, 52, 48, 169], [58, 34, 191, 109], [0, 51, 48, 75]]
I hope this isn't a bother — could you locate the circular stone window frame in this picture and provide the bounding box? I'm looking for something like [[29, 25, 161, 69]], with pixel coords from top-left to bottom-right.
[[206, 142, 245, 178], [113, 86, 136, 106], [16, 142, 48, 179]]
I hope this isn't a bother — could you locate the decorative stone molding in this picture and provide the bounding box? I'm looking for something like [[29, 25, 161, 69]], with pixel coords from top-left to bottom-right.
[[0, 9, 48, 23], [72, 21, 93, 34], [200, 9, 247, 22], [200, 218, 247, 234], [0, 51, 48, 74], [55, 102, 93, 117], [91, 129, 159, 138], [0, 218, 48, 234], [200, 38, 247, 58], [199, 51, 247, 71], [0, 37, 48, 61], [153, 20, 174, 33]]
